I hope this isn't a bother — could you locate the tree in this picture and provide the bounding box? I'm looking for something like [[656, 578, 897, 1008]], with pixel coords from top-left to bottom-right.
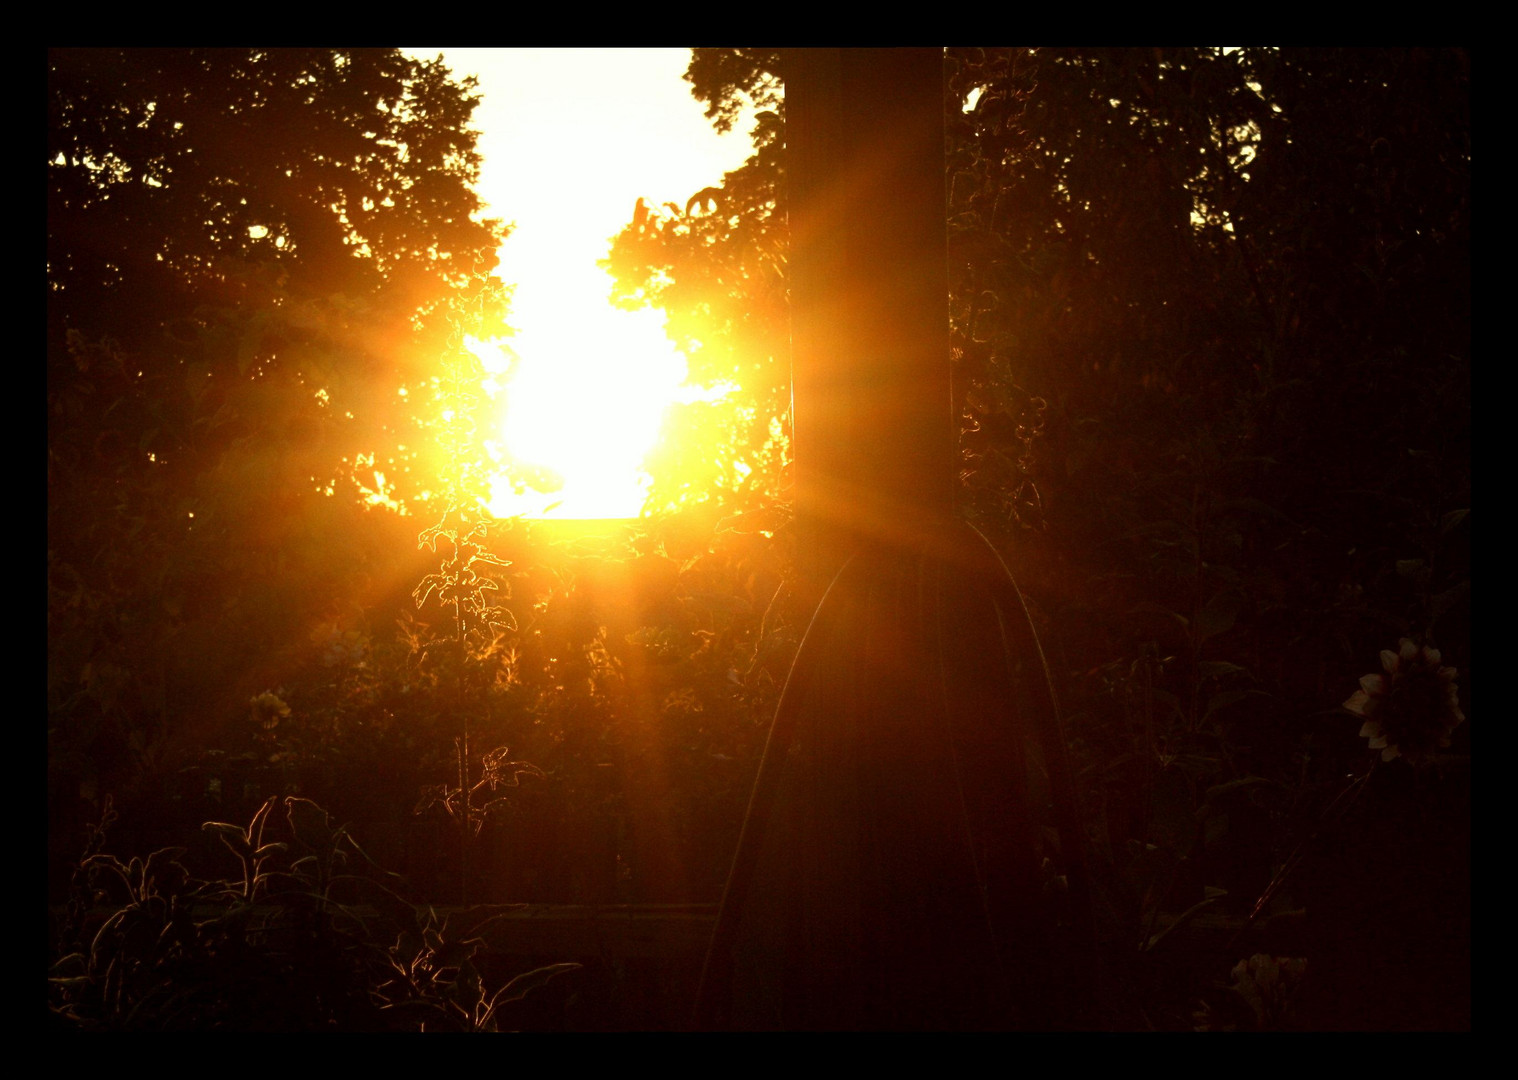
[[609, 46, 1469, 668], [603, 50, 787, 516], [47, 49, 511, 868], [49, 48, 509, 503], [49, 50, 503, 342], [612, 47, 1467, 524], [607, 48, 1469, 1027]]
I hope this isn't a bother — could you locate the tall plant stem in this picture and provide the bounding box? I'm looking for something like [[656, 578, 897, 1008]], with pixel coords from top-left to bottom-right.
[[1227, 762, 1376, 954], [453, 594, 470, 907]]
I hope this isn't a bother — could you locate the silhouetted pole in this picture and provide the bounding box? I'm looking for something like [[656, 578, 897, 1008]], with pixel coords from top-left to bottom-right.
[[787, 48, 954, 603], [694, 47, 1096, 1032]]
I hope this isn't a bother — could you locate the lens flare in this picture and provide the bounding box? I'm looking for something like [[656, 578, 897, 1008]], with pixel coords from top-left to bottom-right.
[[468, 288, 724, 520]]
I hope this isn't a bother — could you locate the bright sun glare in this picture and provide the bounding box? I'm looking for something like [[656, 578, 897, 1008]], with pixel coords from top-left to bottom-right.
[[467, 297, 715, 521], [425, 48, 754, 522]]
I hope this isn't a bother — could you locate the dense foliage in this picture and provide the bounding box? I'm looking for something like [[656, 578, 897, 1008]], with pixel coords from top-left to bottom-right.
[[47, 48, 785, 929], [47, 48, 511, 885], [50, 795, 579, 1030], [603, 52, 788, 516], [48, 47, 1468, 1031], [606, 47, 1469, 1029]]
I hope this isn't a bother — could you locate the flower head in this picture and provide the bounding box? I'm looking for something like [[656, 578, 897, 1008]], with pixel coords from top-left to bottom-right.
[[1344, 638, 1464, 764], [249, 691, 291, 731]]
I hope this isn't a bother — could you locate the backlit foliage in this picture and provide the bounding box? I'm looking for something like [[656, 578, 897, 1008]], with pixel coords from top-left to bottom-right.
[[603, 67, 789, 517], [48, 48, 511, 873], [47, 48, 1467, 1031]]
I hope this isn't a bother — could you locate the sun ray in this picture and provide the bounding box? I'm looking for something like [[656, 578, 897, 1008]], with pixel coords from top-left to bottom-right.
[[467, 277, 722, 520], [419, 49, 758, 522]]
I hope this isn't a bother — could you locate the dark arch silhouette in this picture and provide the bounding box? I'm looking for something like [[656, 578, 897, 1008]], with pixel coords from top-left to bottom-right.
[[693, 48, 1097, 1031]]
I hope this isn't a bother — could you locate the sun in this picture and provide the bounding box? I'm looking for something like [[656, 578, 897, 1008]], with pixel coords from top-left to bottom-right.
[[409, 49, 758, 523], [466, 264, 719, 521]]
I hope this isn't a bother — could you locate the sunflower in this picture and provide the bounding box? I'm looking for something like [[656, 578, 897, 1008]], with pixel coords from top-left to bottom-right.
[[249, 690, 291, 731], [1343, 638, 1464, 765]]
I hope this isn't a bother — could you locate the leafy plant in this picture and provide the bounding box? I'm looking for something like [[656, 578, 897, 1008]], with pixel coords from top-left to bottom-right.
[[408, 327, 544, 903], [49, 795, 578, 1031]]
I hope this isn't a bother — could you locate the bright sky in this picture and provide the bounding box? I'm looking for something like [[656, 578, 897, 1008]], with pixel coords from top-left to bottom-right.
[[408, 48, 756, 519]]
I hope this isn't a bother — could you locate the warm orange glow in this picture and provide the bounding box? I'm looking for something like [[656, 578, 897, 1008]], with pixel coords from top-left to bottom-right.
[[466, 288, 728, 521], [411, 50, 758, 521]]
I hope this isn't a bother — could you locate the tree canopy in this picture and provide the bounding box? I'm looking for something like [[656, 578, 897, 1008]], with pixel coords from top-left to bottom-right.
[[48, 48, 511, 831], [603, 51, 787, 516], [46, 51, 1469, 1028], [606, 37, 1470, 958], [604, 50, 1468, 1027], [608, 48, 1468, 536], [49, 49, 504, 349]]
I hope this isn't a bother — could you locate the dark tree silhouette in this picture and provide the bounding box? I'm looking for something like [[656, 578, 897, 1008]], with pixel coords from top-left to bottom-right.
[[49, 49, 503, 352], [48, 49, 510, 876], [615, 47, 1469, 1031]]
